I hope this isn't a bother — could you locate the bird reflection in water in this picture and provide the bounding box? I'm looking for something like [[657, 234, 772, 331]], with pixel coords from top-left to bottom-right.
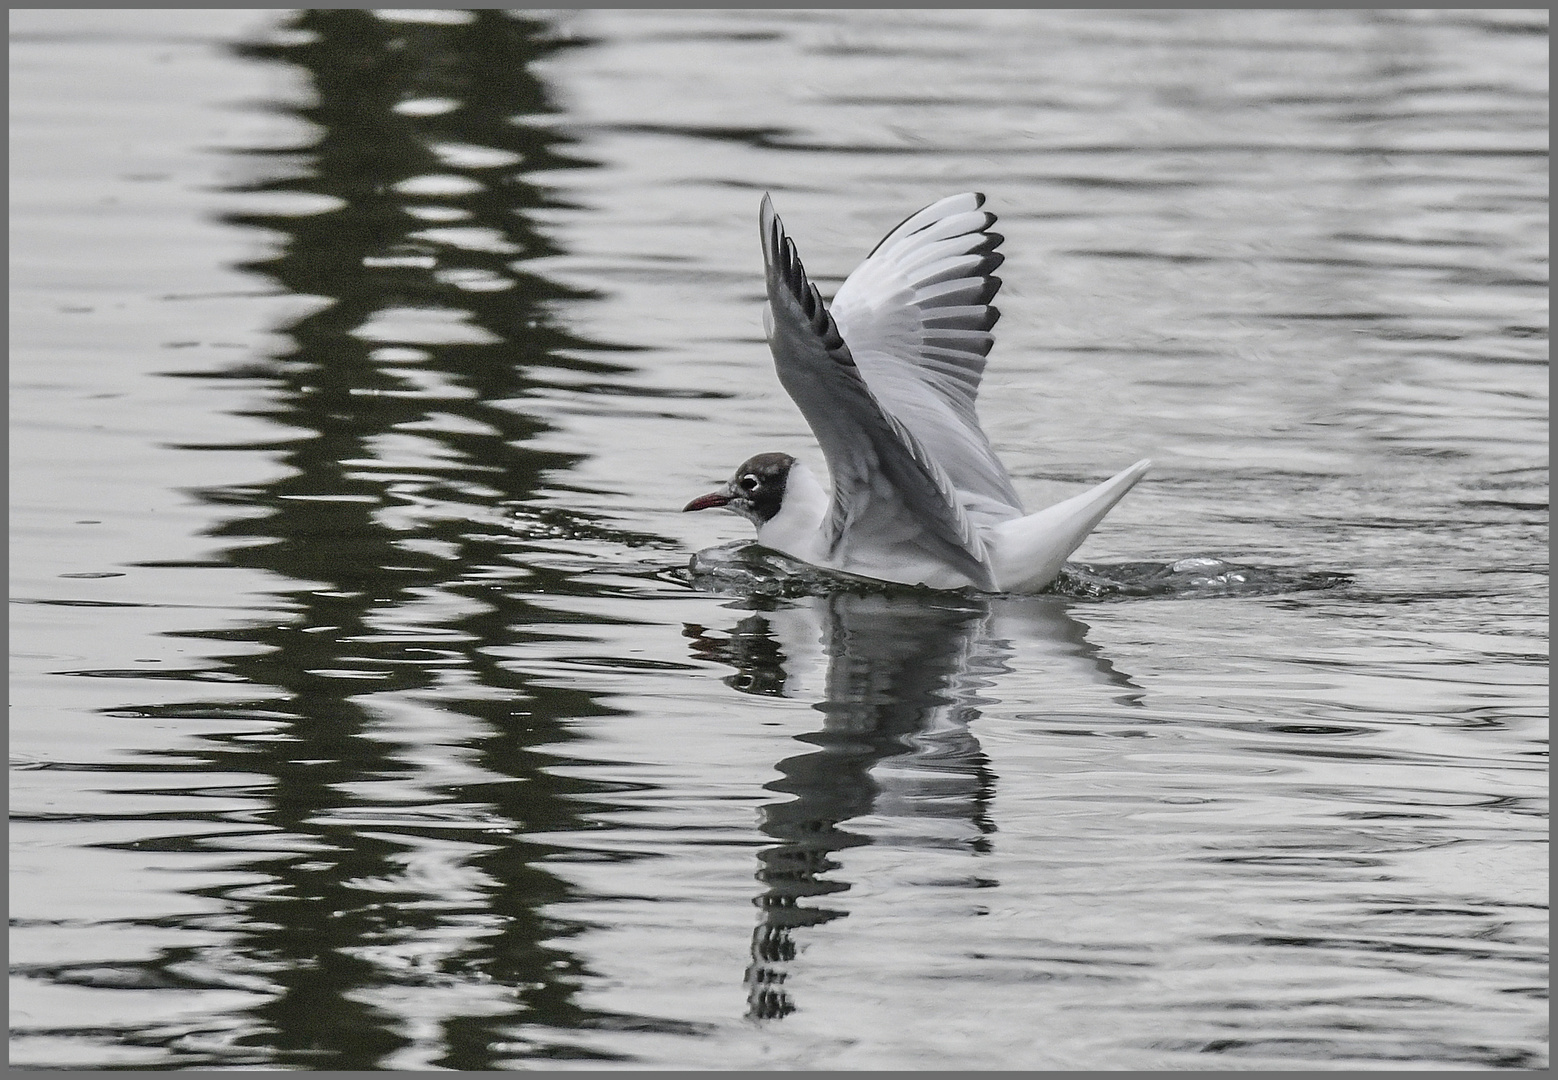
[[685, 588, 1140, 1019]]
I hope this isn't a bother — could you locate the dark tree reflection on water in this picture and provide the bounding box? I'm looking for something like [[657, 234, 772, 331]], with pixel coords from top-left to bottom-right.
[[68, 10, 689, 1069]]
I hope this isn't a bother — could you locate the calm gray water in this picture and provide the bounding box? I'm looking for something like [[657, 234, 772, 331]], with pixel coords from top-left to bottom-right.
[[9, 8, 1548, 1070]]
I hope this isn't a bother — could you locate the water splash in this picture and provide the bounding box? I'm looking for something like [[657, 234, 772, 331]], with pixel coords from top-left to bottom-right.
[[1054, 557, 1351, 600], [684, 541, 1350, 601]]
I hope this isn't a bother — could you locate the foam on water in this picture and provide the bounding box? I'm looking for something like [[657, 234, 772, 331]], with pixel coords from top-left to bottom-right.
[[685, 540, 1351, 601]]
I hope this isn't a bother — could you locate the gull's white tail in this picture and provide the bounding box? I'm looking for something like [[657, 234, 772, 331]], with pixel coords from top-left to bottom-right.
[[989, 459, 1152, 593]]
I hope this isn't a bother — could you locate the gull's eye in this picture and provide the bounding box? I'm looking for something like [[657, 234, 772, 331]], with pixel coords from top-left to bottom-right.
[[738, 474, 759, 492]]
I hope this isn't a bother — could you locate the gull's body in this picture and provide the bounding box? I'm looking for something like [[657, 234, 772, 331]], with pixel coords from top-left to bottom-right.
[[685, 192, 1151, 594]]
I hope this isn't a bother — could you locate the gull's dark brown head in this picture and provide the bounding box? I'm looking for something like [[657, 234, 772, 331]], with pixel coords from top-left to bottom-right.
[[682, 452, 796, 527]]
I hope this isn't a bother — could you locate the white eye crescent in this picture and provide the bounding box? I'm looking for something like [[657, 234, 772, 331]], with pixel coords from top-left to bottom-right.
[[738, 475, 759, 492]]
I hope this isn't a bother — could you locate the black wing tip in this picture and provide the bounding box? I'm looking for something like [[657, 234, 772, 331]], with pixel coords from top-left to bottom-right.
[[864, 192, 999, 259], [973, 275, 1002, 308], [761, 194, 853, 362]]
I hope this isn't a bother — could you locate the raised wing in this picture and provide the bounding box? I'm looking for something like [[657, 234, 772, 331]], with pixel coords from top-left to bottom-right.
[[828, 193, 1022, 522], [760, 194, 996, 590]]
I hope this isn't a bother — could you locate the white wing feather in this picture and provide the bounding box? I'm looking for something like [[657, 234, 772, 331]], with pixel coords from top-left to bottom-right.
[[829, 193, 1022, 527], [760, 194, 996, 590]]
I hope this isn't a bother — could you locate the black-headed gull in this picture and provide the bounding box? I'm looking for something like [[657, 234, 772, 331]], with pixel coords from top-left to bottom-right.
[[685, 192, 1150, 593]]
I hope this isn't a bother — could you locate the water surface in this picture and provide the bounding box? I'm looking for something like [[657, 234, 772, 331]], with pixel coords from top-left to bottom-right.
[[9, 8, 1547, 1070]]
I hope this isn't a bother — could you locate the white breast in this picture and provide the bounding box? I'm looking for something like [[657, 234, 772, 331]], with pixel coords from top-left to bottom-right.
[[754, 460, 830, 565]]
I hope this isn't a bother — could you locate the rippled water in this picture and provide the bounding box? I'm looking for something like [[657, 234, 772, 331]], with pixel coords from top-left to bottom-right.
[[10, 8, 1547, 1070]]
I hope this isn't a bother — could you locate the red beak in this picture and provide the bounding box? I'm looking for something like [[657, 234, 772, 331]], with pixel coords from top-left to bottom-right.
[[683, 490, 732, 512]]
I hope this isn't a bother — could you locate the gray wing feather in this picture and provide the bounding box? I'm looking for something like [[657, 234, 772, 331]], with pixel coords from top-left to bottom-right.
[[760, 194, 995, 589], [829, 193, 1023, 519]]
